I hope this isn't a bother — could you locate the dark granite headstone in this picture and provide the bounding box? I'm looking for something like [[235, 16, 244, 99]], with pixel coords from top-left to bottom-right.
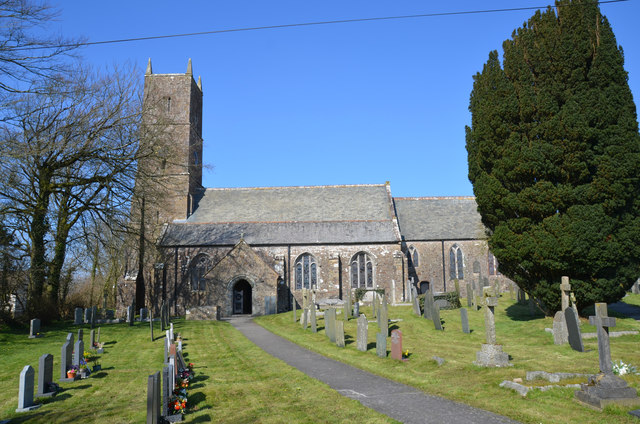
[[36, 353, 55, 398], [60, 341, 73, 381], [29, 318, 41, 338], [84, 308, 91, 324], [73, 340, 84, 368], [77, 328, 83, 342], [564, 307, 584, 352], [147, 371, 160, 424], [461, 308, 470, 334], [74, 307, 83, 325]]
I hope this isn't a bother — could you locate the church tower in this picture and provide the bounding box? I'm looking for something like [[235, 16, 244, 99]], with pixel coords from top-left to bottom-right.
[[141, 58, 204, 225]]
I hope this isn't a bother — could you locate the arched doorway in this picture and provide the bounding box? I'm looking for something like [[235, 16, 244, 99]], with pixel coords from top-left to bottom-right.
[[232, 279, 252, 314]]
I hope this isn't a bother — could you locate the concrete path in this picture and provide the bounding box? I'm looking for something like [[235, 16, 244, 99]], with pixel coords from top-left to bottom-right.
[[609, 300, 640, 320], [226, 316, 519, 424]]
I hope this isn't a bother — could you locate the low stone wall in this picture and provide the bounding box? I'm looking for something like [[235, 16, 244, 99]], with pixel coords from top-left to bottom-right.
[[185, 305, 221, 321]]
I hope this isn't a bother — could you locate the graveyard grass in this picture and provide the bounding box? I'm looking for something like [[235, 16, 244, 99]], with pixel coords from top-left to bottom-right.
[[0, 320, 396, 423], [256, 294, 640, 424]]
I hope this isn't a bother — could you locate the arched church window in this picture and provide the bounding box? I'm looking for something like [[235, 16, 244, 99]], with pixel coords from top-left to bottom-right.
[[488, 252, 501, 276], [449, 244, 464, 280], [166, 97, 172, 112], [189, 253, 211, 291], [408, 246, 419, 267], [294, 253, 317, 290], [350, 252, 374, 289]]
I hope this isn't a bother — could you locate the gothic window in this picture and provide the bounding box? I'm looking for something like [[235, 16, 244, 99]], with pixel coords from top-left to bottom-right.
[[294, 253, 317, 290], [350, 252, 374, 289], [408, 246, 419, 268], [166, 97, 172, 112], [189, 253, 211, 291], [488, 252, 501, 276], [449, 244, 464, 280]]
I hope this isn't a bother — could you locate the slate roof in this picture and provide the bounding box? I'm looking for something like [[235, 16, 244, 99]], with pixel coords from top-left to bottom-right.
[[393, 197, 486, 241], [160, 184, 401, 246]]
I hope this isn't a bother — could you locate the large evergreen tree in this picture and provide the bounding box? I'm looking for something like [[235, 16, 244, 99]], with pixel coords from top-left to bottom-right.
[[466, 0, 640, 314]]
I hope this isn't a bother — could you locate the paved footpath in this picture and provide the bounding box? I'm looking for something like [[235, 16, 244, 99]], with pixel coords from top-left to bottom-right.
[[227, 316, 520, 424]]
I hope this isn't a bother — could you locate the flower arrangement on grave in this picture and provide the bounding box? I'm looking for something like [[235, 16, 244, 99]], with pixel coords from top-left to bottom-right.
[[168, 363, 195, 415], [169, 392, 187, 414], [66, 368, 77, 379], [612, 360, 639, 376], [402, 349, 410, 359]]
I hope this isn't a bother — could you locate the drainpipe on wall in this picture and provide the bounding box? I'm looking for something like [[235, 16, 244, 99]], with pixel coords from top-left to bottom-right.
[[441, 240, 447, 292], [174, 247, 178, 316]]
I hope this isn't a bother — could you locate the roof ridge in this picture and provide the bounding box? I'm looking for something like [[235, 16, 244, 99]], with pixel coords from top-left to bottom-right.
[[202, 184, 387, 191], [394, 196, 476, 200], [178, 219, 393, 225]]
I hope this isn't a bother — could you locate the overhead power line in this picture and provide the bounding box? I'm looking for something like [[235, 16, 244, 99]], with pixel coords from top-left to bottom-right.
[[12, 0, 629, 51]]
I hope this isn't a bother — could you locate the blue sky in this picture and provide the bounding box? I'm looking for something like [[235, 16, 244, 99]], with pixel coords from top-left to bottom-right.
[[53, 1, 639, 197]]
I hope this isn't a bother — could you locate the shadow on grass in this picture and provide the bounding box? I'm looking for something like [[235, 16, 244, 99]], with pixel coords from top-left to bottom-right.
[[389, 324, 399, 332], [103, 341, 117, 346], [9, 410, 52, 423], [367, 342, 376, 350], [62, 384, 91, 391], [189, 391, 207, 408], [42, 392, 71, 403], [90, 371, 108, 379], [189, 414, 212, 422], [505, 304, 545, 321]]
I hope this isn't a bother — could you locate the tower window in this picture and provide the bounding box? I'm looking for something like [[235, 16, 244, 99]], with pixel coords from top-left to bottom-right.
[[166, 97, 171, 112]]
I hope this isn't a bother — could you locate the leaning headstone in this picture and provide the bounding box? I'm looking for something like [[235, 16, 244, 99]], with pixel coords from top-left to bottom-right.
[[376, 332, 387, 358], [36, 353, 55, 398], [460, 308, 470, 334], [16, 365, 41, 412], [474, 295, 511, 367], [29, 318, 41, 338], [552, 311, 568, 345], [564, 307, 584, 352], [575, 303, 640, 409], [59, 340, 73, 381], [147, 371, 161, 424], [356, 314, 368, 352], [411, 286, 421, 316], [310, 305, 317, 333], [335, 320, 345, 348], [432, 302, 443, 331], [390, 329, 404, 361], [74, 307, 83, 325], [326, 308, 337, 343], [466, 282, 473, 308]]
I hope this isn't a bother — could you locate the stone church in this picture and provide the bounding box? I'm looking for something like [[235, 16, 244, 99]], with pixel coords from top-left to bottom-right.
[[118, 60, 512, 318]]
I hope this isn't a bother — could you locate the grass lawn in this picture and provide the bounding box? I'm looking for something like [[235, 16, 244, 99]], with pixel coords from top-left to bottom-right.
[[256, 294, 640, 424], [0, 319, 396, 423]]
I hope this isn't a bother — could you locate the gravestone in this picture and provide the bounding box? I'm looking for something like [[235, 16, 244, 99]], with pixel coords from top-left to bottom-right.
[[36, 353, 55, 398], [74, 307, 83, 325], [423, 289, 433, 320], [353, 302, 360, 317], [84, 308, 91, 324], [376, 332, 387, 358], [575, 303, 640, 409], [564, 307, 584, 352], [390, 329, 403, 361], [162, 366, 171, 418], [474, 295, 511, 367], [147, 371, 160, 424], [73, 340, 84, 368], [105, 309, 115, 320], [326, 308, 337, 343], [372, 292, 378, 319], [29, 318, 41, 338], [632, 279, 640, 295], [160, 302, 167, 330], [140, 308, 148, 321], [164, 336, 169, 365], [411, 286, 421, 316], [293, 299, 297, 323], [66, 332, 74, 346], [60, 340, 73, 381], [432, 301, 443, 331], [16, 365, 41, 412], [90, 306, 96, 329], [552, 311, 568, 345], [460, 308, 470, 334], [517, 287, 526, 305], [356, 314, 368, 352], [90, 329, 95, 349], [77, 328, 83, 342], [310, 305, 317, 333], [335, 320, 345, 347], [466, 282, 473, 308], [169, 323, 174, 341], [560, 276, 572, 312], [509, 284, 515, 300], [97, 327, 101, 344], [127, 306, 133, 326], [344, 288, 352, 319], [301, 307, 308, 330], [378, 295, 388, 336]]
